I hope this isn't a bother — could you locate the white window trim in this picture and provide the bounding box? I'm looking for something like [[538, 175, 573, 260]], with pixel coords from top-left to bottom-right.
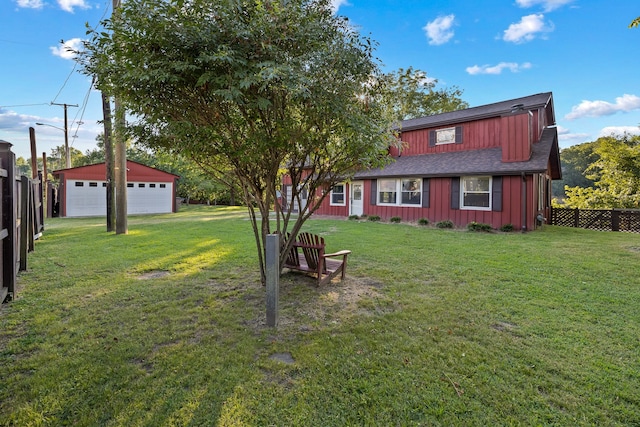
[[436, 127, 456, 145], [330, 183, 346, 206], [377, 178, 422, 207], [460, 176, 492, 211]]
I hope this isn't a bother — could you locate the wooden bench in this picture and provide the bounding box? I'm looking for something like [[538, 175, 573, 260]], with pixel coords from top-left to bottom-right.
[[283, 232, 351, 286]]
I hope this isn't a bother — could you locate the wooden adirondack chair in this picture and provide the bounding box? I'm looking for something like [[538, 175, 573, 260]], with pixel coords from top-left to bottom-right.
[[283, 232, 351, 286]]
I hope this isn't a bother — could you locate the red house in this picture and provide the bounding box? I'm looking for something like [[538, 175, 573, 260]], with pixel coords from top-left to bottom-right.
[[286, 92, 561, 231]]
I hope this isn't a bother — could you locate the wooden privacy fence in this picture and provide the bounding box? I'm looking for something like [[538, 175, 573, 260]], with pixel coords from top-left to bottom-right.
[[550, 207, 640, 233], [0, 141, 44, 303]]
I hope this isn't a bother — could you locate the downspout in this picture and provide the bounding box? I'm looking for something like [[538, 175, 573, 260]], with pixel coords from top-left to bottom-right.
[[521, 172, 527, 232]]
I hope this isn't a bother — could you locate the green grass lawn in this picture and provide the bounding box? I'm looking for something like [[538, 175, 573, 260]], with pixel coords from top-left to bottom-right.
[[1, 205, 639, 426]]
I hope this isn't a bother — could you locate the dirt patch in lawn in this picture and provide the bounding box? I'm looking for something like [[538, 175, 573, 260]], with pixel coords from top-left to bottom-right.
[[240, 274, 393, 334], [137, 270, 171, 280]]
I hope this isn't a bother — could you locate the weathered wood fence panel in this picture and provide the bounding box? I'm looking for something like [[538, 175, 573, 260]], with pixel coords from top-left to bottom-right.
[[550, 207, 640, 233], [0, 141, 44, 303]]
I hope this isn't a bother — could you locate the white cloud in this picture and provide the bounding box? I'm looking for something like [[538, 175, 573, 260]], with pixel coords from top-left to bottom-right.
[[330, 0, 349, 13], [50, 38, 84, 60], [556, 125, 589, 141], [515, 0, 574, 12], [0, 109, 42, 132], [466, 62, 532, 75], [598, 126, 640, 138], [57, 0, 90, 13], [564, 94, 640, 120], [503, 14, 553, 43], [16, 0, 44, 8], [424, 14, 456, 46]]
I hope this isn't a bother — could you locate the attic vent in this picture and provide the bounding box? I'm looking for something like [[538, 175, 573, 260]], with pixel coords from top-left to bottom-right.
[[511, 103, 525, 113]]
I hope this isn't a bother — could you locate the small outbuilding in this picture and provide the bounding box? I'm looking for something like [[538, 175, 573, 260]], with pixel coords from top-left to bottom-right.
[[52, 160, 180, 217]]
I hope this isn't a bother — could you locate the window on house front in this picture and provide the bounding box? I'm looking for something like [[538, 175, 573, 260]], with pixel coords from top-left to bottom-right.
[[461, 176, 491, 210], [75, 182, 84, 187], [401, 178, 421, 205], [436, 127, 456, 145], [378, 179, 397, 204], [378, 178, 421, 206], [160, 184, 166, 188], [150, 183, 156, 188], [127, 183, 134, 188], [89, 182, 98, 187], [139, 183, 145, 188], [330, 184, 346, 206], [430, 126, 463, 147]]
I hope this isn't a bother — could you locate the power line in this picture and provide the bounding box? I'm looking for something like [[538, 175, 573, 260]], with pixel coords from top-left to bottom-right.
[[51, 0, 112, 111], [70, 78, 95, 147], [51, 62, 79, 105], [0, 103, 50, 109]]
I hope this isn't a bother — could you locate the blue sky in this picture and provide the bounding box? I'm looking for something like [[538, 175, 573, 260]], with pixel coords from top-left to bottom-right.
[[1, 0, 639, 161]]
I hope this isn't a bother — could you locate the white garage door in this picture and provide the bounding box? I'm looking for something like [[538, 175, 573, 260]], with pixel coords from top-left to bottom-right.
[[66, 180, 173, 217], [66, 180, 106, 217], [127, 182, 173, 214]]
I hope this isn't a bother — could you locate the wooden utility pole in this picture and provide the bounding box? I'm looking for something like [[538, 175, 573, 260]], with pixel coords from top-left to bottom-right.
[[113, 0, 127, 234], [102, 93, 116, 232], [50, 102, 78, 168], [29, 127, 38, 179], [114, 97, 127, 234]]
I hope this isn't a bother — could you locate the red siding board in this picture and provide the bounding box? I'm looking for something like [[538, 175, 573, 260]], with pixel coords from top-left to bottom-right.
[[501, 114, 532, 163], [359, 176, 531, 230], [400, 117, 503, 156]]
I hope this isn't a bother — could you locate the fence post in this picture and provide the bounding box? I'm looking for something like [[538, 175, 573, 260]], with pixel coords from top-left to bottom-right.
[[611, 209, 620, 232], [19, 176, 29, 271], [573, 208, 579, 228], [0, 142, 17, 301], [266, 234, 279, 327]]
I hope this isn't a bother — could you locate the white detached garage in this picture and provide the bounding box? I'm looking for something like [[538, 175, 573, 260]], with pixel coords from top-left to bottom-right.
[[53, 160, 180, 217]]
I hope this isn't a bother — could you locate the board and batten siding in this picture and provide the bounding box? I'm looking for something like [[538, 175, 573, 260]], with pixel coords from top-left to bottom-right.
[[393, 118, 504, 157], [362, 175, 534, 230]]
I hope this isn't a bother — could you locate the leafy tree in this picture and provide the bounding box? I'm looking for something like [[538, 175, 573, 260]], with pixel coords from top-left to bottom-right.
[[16, 157, 31, 176], [376, 67, 468, 123], [563, 133, 640, 208], [79, 0, 396, 283], [630, 17, 640, 28], [552, 142, 598, 197]]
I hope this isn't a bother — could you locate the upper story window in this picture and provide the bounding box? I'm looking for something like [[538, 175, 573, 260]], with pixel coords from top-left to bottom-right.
[[461, 176, 491, 210], [436, 127, 456, 145], [378, 178, 421, 206], [330, 184, 346, 206], [429, 126, 463, 147]]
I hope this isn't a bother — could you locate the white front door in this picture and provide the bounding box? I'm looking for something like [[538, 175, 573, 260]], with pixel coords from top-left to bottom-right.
[[350, 181, 364, 216]]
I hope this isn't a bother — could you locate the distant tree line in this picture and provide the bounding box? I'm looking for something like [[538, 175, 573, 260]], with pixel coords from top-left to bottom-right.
[[553, 132, 640, 209]]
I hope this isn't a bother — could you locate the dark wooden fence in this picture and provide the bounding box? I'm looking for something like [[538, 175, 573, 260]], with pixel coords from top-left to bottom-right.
[[550, 207, 640, 233], [0, 141, 44, 303]]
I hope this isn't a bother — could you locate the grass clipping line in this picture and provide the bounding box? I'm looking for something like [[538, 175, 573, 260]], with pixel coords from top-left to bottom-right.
[[442, 372, 464, 397]]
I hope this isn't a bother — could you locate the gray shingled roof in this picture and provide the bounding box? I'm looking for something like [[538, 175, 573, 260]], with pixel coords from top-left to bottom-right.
[[400, 92, 554, 131], [355, 126, 560, 179]]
